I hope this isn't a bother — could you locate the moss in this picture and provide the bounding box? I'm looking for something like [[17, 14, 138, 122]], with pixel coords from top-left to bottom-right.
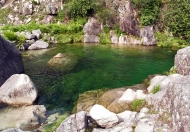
[[151, 85, 160, 94], [131, 99, 146, 112]]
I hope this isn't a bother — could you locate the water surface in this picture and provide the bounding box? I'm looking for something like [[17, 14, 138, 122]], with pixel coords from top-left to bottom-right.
[[22, 44, 176, 110]]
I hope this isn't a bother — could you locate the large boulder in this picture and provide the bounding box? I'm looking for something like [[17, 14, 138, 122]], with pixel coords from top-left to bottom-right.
[[118, 1, 139, 37], [174, 46, 190, 75], [147, 74, 190, 131], [0, 36, 24, 87], [0, 74, 37, 106], [22, 1, 33, 15], [46, 2, 58, 15], [83, 17, 102, 43], [28, 40, 49, 50], [48, 53, 78, 72], [90, 104, 119, 128], [56, 111, 87, 132], [0, 105, 46, 131], [140, 26, 157, 46]]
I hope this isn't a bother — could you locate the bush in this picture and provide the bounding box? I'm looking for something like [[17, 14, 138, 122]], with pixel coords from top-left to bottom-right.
[[131, 0, 161, 26], [3, 30, 18, 41], [131, 99, 146, 111], [164, 0, 190, 40]]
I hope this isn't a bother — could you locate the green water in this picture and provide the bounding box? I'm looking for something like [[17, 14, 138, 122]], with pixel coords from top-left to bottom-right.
[[22, 44, 176, 110]]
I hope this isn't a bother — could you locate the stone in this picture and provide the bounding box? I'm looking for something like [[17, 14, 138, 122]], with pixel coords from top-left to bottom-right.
[[28, 40, 49, 50], [25, 31, 36, 40], [140, 26, 157, 46], [110, 30, 118, 44], [1, 128, 25, 132], [119, 89, 136, 103], [118, 1, 139, 37], [46, 2, 58, 15], [22, 2, 33, 15], [135, 120, 155, 132], [174, 46, 190, 75], [84, 34, 99, 43], [90, 104, 119, 128], [118, 34, 141, 45], [136, 90, 147, 99], [32, 29, 42, 39], [83, 17, 101, 43], [48, 53, 78, 72], [117, 110, 137, 122], [42, 15, 55, 24], [0, 74, 37, 106], [0, 105, 46, 131], [56, 111, 87, 132], [147, 74, 190, 131], [0, 36, 24, 86]]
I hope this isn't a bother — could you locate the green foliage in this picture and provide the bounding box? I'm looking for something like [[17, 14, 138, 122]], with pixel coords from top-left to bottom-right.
[[3, 30, 18, 41], [164, 0, 190, 40], [0, 8, 10, 24], [151, 85, 160, 94], [99, 32, 111, 44], [131, 99, 146, 111], [131, 0, 161, 26], [164, 66, 176, 75], [113, 24, 126, 37], [155, 31, 188, 48]]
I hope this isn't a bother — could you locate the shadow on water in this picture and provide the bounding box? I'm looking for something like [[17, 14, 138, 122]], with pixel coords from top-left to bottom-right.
[[22, 44, 177, 111]]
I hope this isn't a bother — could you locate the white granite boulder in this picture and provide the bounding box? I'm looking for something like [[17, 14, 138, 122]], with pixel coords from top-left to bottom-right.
[[90, 104, 119, 128], [28, 40, 49, 50], [0, 74, 37, 106]]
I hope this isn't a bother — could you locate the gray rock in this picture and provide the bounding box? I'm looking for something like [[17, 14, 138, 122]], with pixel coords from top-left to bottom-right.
[[110, 30, 118, 44], [118, 1, 139, 37], [46, 2, 58, 15], [1, 128, 25, 132], [174, 46, 190, 75], [147, 74, 190, 131], [28, 40, 49, 50], [84, 34, 99, 43], [42, 15, 55, 24], [56, 111, 87, 132], [22, 2, 33, 15], [0, 0, 6, 6], [83, 17, 101, 36], [135, 120, 155, 132], [25, 31, 36, 40], [0, 74, 37, 106], [0, 105, 46, 131], [140, 26, 157, 46], [32, 29, 42, 40], [0, 36, 24, 86], [90, 104, 119, 128]]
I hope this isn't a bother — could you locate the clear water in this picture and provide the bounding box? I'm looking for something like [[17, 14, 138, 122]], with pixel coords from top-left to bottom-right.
[[22, 44, 176, 110]]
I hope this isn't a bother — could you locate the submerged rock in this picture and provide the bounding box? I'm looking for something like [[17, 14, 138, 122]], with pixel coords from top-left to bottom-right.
[[0, 36, 24, 87], [0, 74, 37, 106], [0, 105, 46, 131], [48, 53, 78, 72]]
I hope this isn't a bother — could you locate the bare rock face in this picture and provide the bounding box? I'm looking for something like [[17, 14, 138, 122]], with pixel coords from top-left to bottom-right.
[[46, 2, 58, 15], [174, 46, 190, 75], [0, 36, 24, 87], [22, 1, 33, 15], [0, 74, 37, 106], [140, 26, 157, 46], [1, 128, 25, 132], [83, 17, 102, 43], [147, 74, 190, 132], [56, 111, 87, 132], [0, 105, 46, 131], [118, 1, 139, 37]]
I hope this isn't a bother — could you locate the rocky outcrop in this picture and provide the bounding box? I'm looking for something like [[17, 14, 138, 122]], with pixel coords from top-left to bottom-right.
[[48, 53, 78, 72], [90, 104, 119, 128], [46, 2, 58, 15], [118, 1, 139, 37], [174, 46, 190, 75], [0, 36, 24, 86], [0, 105, 46, 131], [0, 74, 37, 106], [0, 0, 6, 8], [56, 111, 87, 132], [147, 74, 190, 132], [140, 26, 157, 46], [83, 17, 102, 43], [118, 34, 142, 45], [28, 40, 49, 50], [22, 1, 33, 15], [1, 128, 25, 132]]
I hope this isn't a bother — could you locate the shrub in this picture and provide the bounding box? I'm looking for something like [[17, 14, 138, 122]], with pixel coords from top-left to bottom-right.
[[151, 85, 160, 94], [131, 0, 161, 26], [3, 30, 18, 41], [131, 99, 146, 111]]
